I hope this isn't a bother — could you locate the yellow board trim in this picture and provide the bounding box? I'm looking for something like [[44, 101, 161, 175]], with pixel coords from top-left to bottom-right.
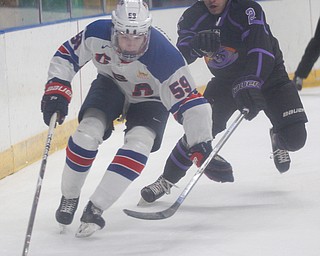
[[0, 118, 125, 180], [0, 120, 78, 180]]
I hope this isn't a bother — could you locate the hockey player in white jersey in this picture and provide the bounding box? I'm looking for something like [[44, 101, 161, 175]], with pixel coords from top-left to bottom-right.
[[41, 0, 213, 237]]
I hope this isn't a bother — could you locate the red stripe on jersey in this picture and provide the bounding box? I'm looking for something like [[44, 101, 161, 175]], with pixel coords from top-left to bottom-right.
[[58, 45, 70, 55], [181, 92, 202, 105], [173, 92, 202, 114]]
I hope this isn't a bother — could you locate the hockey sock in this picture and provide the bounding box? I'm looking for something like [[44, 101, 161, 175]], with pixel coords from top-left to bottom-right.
[[163, 136, 193, 184], [91, 148, 148, 210]]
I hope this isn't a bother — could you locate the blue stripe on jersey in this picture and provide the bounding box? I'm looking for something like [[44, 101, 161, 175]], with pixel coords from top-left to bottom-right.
[[178, 97, 208, 114], [84, 19, 112, 41], [54, 41, 80, 72], [170, 91, 208, 122], [139, 28, 186, 83]]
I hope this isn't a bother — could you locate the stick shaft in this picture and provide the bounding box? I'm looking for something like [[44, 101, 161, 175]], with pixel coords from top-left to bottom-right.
[[22, 113, 57, 256]]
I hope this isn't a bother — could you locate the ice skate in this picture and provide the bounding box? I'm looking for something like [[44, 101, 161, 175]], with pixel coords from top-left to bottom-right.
[[270, 128, 291, 173], [55, 196, 79, 232], [140, 175, 174, 204], [75, 201, 105, 238], [204, 154, 234, 183]]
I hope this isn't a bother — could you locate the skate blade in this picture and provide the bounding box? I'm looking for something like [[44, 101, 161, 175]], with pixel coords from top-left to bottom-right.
[[137, 197, 152, 207], [75, 222, 101, 238], [58, 224, 68, 234]]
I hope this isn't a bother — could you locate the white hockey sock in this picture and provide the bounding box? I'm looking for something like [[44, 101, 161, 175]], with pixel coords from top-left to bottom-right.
[[61, 108, 107, 198], [61, 165, 89, 199], [90, 126, 156, 210], [90, 171, 131, 211]]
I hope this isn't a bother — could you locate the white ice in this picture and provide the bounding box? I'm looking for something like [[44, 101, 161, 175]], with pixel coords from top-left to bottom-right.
[[1, 87, 320, 256]]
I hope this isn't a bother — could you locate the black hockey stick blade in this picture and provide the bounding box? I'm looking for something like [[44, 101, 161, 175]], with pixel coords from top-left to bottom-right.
[[123, 201, 180, 220], [123, 110, 247, 220]]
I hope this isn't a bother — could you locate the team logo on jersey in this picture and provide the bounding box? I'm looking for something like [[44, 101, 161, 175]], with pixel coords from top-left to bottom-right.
[[112, 72, 128, 82], [132, 83, 153, 96], [101, 44, 111, 49], [95, 53, 111, 64], [137, 70, 149, 79], [205, 46, 238, 69]]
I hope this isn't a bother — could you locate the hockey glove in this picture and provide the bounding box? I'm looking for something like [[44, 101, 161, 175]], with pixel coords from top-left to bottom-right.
[[190, 30, 221, 57], [293, 75, 303, 91], [188, 141, 212, 167], [41, 78, 72, 126], [232, 76, 266, 121]]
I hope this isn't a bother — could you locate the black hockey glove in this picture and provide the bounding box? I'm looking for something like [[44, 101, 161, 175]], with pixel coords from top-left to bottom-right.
[[190, 30, 221, 57], [232, 76, 266, 121], [188, 141, 212, 167], [41, 78, 72, 126], [293, 75, 303, 91]]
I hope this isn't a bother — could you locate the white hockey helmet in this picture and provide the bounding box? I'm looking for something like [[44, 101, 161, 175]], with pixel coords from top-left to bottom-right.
[[111, 0, 152, 62]]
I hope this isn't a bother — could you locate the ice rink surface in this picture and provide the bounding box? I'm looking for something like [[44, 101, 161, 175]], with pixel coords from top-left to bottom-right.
[[1, 87, 320, 256]]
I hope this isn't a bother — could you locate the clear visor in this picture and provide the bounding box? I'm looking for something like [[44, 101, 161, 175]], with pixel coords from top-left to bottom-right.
[[112, 29, 150, 62]]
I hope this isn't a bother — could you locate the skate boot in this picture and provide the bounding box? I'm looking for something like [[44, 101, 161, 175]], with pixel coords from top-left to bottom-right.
[[140, 175, 174, 203], [76, 201, 105, 238], [55, 196, 79, 225], [204, 154, 234, 183], [270, 128, 291, 173]]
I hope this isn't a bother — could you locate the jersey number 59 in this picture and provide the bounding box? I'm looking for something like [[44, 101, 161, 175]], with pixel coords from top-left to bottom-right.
[[169, 76, 192, 99]]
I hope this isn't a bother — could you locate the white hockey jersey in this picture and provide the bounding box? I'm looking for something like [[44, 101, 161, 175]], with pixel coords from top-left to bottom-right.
[[47, 19, 212, 146]]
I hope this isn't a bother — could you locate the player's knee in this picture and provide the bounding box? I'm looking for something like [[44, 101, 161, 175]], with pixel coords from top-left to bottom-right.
[[123, 126, 156, 156], [278, 122, 307, 151], [73, 113, 107, 150]]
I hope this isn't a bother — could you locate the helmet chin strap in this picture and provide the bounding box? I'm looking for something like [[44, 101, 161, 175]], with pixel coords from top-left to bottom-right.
[[120, 52, 137, 62]]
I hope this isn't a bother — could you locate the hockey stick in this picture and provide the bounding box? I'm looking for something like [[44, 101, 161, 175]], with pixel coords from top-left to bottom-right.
[[22, 113, 58, 256], [123, 109, 248, 220]]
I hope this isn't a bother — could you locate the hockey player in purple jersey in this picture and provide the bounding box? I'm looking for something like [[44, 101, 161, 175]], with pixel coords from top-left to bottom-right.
[[140, 0, 308, 203], [41, 0, 215, 237]]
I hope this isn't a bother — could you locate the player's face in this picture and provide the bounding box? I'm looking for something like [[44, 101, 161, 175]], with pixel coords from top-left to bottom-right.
[[203, 0, 228, 15], [117, 33, 147, 55]]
